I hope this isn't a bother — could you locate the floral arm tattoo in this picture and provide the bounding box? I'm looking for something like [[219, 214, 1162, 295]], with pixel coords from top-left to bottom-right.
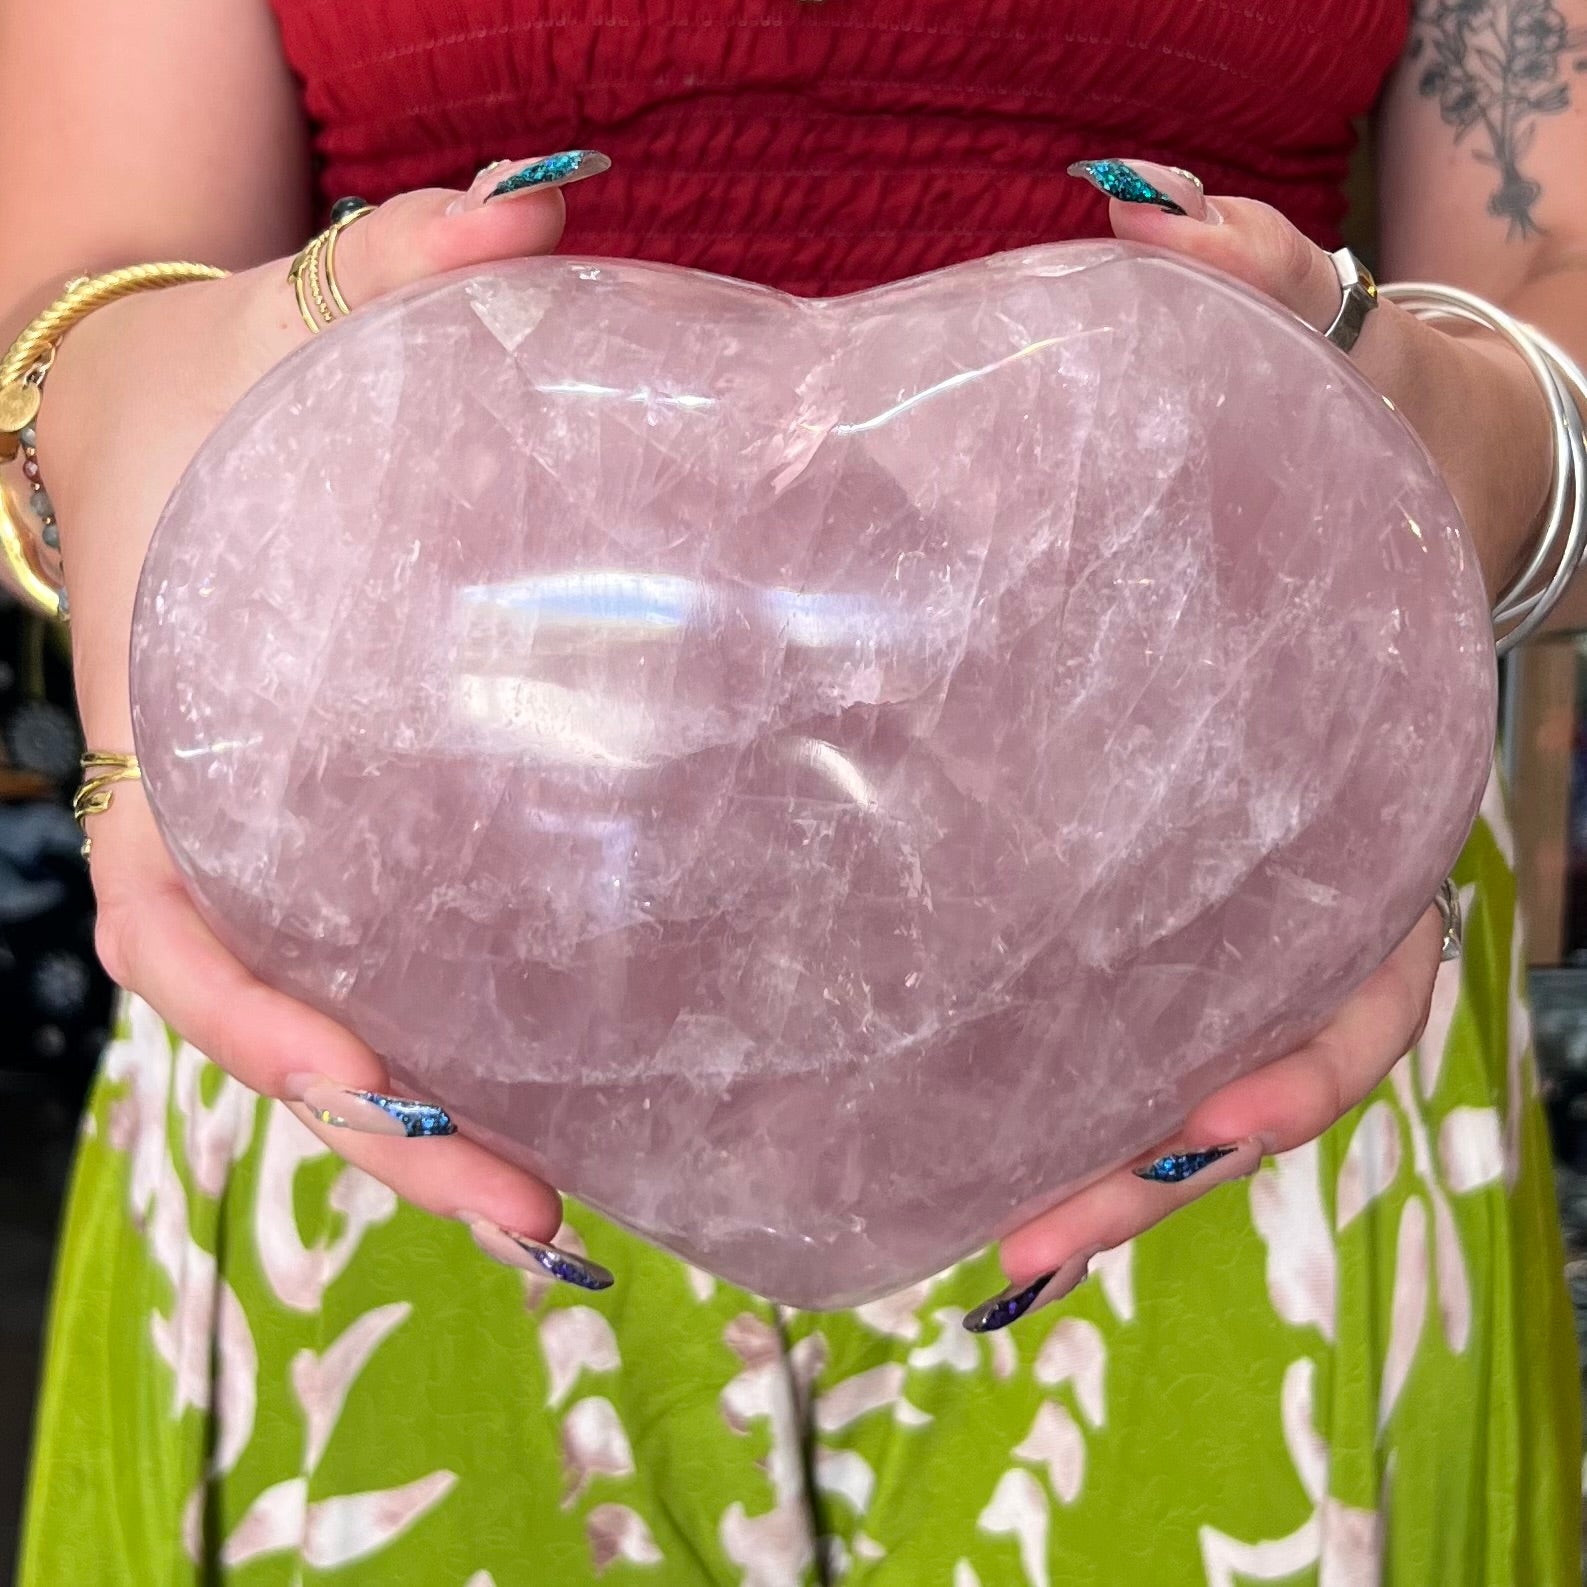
[[1410, 0, 1587, 238]]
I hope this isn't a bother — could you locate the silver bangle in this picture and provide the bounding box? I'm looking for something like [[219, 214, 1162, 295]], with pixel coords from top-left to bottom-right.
[[1378, 281, 1587, 655]]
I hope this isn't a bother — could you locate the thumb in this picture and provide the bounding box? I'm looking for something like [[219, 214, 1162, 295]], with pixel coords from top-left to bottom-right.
[[287, 149, 609, 321], [1068, 157, 1353, 342]]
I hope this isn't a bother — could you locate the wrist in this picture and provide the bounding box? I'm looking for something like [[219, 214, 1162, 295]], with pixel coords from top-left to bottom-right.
[[1447, 328, 1557, 603]]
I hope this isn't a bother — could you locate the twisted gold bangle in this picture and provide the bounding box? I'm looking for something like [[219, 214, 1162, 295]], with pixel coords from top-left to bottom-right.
[[0, 261, 228, 620], [0, 262, 227, 397]]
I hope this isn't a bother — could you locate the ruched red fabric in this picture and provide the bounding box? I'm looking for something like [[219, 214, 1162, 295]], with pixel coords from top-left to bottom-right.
[[268, 0, 1406, 294]]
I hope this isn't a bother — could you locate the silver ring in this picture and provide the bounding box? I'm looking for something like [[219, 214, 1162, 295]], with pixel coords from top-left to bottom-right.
[[1323, 247, 1379, 355], [1435, 879, 1463, 963]]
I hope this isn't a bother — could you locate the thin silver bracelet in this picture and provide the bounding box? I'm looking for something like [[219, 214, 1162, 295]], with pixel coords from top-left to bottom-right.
[[1379, 281, 1587, 655]]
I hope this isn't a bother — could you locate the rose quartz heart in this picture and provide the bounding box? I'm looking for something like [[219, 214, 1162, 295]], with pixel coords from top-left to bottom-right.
[[131, 243, 1496, 1307]]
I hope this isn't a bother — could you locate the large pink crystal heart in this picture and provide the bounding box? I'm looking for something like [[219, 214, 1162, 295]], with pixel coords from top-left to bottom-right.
[[131, 243, 1496, 1307]]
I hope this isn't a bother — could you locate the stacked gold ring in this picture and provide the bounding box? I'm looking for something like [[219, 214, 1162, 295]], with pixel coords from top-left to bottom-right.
[[287, 199, 375, 335]]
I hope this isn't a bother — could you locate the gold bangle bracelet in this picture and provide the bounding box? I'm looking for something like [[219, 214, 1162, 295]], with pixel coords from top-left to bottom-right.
[[0, 261, 229, 621], [0, 482, 63, 619], [0, 261, 229, 453]]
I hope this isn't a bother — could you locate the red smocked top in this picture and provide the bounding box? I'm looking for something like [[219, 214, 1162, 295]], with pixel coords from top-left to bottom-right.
[[268, 0, 1407, 295]]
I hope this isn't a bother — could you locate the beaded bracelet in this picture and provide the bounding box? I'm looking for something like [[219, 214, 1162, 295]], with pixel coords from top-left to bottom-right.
[[0, 262, 229, 621]]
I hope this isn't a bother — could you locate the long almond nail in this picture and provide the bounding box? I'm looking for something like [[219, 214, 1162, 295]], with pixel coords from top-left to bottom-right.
[[1068, 158, 1217, 222], [488, 149, 610, 200], [963, 1250, 1094, 1333], [287, 1076, 455, 1138], [448, 150, 612, 215], [467, 1218, 615, 1290]]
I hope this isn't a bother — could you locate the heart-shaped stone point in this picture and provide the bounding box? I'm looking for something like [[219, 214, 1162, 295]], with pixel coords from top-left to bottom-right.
[[131, 243, 1496, 1308]]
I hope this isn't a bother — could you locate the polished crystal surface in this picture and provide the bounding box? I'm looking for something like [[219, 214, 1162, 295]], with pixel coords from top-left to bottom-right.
[[131, 244, 1497, 1307]]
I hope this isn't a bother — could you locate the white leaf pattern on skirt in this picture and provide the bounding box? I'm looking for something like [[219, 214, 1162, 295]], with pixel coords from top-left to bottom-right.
[[220, 1477, 308, 1566], [540, 1306, 622, 1410], [1280, 1359, 1327, 1503], [1335, 1102, 1402, 1232], [978, 1468, 1050, 1587], [304, 1471, 458, 1568], [812, 1364, 930, 1432], [814, 1447, 876, 1513], [854, 1279, 934, 1341], [173, 1039, 256, 1199], [908, 1309, 980, 1373], [585, 1503, 663, 1573], [560, 1398, 636, 1504], [1439, 1107, 1505, 1194], [1252, 1141, 1337, 1340], [1379, 1198, 1430, 1430], [1091, 1241, 1135, 1322], [1031, 1318, 1106, 1428], [1415, 902, 1470, 1099], [254, 1105, 396, 1312], [1013, 1400, 1085, 1505], [291, 1303, 411, 1468]]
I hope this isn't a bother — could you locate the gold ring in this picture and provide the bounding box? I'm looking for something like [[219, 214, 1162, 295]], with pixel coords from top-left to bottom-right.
[[287, 200, 375, 335], [74, 751, 142, 858]]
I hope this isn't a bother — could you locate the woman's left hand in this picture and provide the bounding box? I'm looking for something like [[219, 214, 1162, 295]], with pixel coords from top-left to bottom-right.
[[970, 160, 1542, 1333]]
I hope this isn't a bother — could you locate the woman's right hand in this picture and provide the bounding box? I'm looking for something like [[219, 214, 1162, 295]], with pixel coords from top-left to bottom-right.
[[36, 159, 618, 1289]]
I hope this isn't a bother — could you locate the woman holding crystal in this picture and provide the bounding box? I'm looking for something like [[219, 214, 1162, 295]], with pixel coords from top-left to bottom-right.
[[6, 0, 1584, 1580]]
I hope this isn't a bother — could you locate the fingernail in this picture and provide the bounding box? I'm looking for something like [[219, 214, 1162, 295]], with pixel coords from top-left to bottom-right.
[[448, 150, 611, 215], [466, 1217, 616, 1290], [488, 150, 611, 200], [1132, 1138, 1268, 1185], [1067, 158, 1216, 222], [286, 1075, 456, 1139], [963, 1251, 1093, 1334]]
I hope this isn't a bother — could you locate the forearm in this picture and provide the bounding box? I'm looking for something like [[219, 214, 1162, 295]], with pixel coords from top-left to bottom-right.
[[0, 0, 312, 337]]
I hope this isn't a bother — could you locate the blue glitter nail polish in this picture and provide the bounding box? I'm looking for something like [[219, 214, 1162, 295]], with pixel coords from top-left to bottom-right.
[[1133, 1145, 1237, 1184], [1066, 159, 1187, 215], [488, 150, 609, 201], [525, 1241, 616, 1291], [349, 1089, 456, 1138], [963, 1270, 1057, 1334]]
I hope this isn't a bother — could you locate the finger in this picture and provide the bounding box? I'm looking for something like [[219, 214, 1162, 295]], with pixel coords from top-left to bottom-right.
[[1180, 904, 1444, 1153], [287, 1103, 560, 1232], [91, 791, 611, 1288], [252, 149, 609, 348], [285, 1104, 613, 1287], [90, 786, 389, 1096], [976, 905, 1445, 1328], [966, 1136, 1265, 1332], [92, 791, 607, 1282], [332, 152, 595, 299], [1068, 157, 1416, 388]]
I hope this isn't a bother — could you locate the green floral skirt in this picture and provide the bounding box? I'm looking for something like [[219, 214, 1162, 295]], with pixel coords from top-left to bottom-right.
[[20, 783, 1582, 1584]]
